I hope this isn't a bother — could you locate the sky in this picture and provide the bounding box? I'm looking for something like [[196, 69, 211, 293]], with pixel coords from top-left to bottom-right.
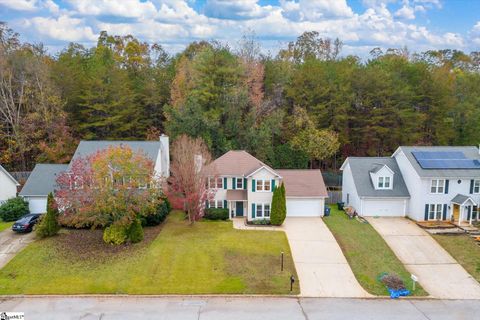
[[0, 0, 479, 57]]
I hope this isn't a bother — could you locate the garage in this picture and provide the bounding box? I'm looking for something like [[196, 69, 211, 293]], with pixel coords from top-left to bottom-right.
[[25, 196, 48, 214], [362, 199, 406, 217], [286, 198, 324, 217]]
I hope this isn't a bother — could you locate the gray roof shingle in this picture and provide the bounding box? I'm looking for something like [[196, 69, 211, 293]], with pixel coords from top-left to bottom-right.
[[19, 164, 68, 196], [451, 194, 474, 205], [345, 157, 410, 198], [69, 141, 161, 168], [398, 146, 480, 178]]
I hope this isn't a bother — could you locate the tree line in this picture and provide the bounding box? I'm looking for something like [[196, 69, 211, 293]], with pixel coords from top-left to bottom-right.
[[1, 22, 480, 172]]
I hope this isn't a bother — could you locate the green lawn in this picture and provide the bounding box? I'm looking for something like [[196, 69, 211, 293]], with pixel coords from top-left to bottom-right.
[[0, 211, 298, 295], [323, 206, 427, 296], [432, 234, 480, 283], [0, 221, 13, 233]]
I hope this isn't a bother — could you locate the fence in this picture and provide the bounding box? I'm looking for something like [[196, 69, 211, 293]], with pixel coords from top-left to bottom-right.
[[327, 190, 342, 204], [322, 171, 342, 188]]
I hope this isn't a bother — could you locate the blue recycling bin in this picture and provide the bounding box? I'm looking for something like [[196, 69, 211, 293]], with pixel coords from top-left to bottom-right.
[[324, 207, 331, 216]]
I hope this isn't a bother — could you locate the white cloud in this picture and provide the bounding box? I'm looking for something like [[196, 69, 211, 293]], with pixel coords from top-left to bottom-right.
[[42, 0, 59, 14], [204, 0, 272, 20], [0, 0, 38, 11], [281, 0, 354, 21], [395, 4, 415, 20], [66, 0, 158, 19], [29, 14, 97, 42]]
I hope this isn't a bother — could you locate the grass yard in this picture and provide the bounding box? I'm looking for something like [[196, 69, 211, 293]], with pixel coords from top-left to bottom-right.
[[432, 234, 480, 283], [0, 211, 298, 295], [0, 221, 13, 233], [323, 206, 427, 296]]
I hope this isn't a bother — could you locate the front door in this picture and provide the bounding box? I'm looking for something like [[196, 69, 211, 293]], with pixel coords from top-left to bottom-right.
[[453, 204, 460, 221], [235, 201, 244, 216]]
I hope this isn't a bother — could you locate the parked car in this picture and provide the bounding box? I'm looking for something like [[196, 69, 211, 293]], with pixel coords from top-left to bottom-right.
[[12, 214, 41, 233]]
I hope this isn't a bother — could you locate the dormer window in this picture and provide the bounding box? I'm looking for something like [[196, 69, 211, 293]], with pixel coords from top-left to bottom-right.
[[378, 176, 391, 189]]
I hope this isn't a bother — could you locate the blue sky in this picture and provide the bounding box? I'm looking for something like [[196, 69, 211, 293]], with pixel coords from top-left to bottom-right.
[[0, 0, 479, 57]]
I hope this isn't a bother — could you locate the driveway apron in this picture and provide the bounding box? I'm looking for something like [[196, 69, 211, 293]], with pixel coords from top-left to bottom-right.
[[0, 229, 35, 269], [367, 217, 480, 299], [283, 217, 370, 297]]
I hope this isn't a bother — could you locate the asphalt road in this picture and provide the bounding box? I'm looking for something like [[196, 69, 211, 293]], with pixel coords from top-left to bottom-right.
[[0, 296, 479, 319]]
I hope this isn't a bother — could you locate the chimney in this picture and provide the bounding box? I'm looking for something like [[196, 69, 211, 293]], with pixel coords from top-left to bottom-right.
[[160, 134, 170, 177]]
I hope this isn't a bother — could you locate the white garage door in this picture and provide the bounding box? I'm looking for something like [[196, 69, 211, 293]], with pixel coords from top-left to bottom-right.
[[286, 198, 324, 217], [362, 199, 405, 217], [26, 197, 47, 214]]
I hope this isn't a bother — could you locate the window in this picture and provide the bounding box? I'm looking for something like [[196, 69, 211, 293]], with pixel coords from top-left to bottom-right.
[[216, 177, 223, 189], [256, 204, 263, 217], [256, 179, 271, 192], [208, 200, 223, 208], [430, 179, 445, 194], [208, 177, 223, 189], [236, 177, 243, 189], [428, 204, 443, 220], [264, 204, 270, 217], [377, 176, 391, 189], [474, 180, 480, 194], [255, 204, 271, 218]]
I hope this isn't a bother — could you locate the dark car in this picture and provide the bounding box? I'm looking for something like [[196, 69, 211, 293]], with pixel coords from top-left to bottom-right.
[[12, 214, 41, 233]]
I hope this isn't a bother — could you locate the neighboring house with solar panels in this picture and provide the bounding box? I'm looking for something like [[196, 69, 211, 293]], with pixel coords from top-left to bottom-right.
[[19, 135, 170, 214], [341, 146, 480, 224], [207, 150, 328, 221]]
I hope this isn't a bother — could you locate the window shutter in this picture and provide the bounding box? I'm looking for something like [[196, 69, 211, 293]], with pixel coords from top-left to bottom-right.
[[272, 179, 276, 191], [467, 206, 471, 220], [442, 204, 447, 220], [252, 203, 256, 218], [444, 180, 449, 194], [224, 200, 227, 209], [232, 177, 236, 190], [424, 204, 429, 221], [252, 179, 256, 192], [223, 177, 227, 190], [470, 180, 474, 194], [244, 178, 247, 190]]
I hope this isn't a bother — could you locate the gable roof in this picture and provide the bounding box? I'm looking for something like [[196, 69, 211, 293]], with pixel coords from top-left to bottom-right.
[[69, 141, 161, 168], [19, 164, 68, 197], [370, 164, 394, 175], [451, 194, 477, 206], [275, 169, 328, 198], [209, 150, 278, 176], [394, 146, 480, 178], [0, 164, 19, 186], [343, 157, 410, 198]]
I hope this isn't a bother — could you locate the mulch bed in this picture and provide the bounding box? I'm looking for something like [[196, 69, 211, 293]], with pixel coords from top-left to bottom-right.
[[51, 224, 163, 263]]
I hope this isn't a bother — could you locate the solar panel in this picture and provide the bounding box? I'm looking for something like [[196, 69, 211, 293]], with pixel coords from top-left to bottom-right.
[[412, 151, 480, 169]]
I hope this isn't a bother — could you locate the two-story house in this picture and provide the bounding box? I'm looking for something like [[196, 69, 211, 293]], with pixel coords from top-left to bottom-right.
[[19, 135, 170, 214], [0, 164, 20, 204], [341, 146, 480, 225], [207, 150, 328, 220]]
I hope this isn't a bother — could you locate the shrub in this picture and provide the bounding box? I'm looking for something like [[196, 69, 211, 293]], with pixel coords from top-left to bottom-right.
[[249, 219, 271, 225], [128, 219, 144, 243], [36, 193, 60, 238], [204, 208, 229, 220], [103, 224, 128, 245], [0, 197, 30, 222], [142, 197, 171, 226], [270, 183, 286, 226]]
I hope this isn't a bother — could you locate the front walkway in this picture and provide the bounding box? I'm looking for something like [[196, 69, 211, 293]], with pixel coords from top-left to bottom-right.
[[367, 217, 480, 299], [233, 218, 369, 297]]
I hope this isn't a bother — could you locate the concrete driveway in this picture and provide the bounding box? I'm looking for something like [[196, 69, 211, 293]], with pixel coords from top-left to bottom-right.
[[367, 217, 480, 299], [0, 229, 35, 269], [283, 217, 370, 298]]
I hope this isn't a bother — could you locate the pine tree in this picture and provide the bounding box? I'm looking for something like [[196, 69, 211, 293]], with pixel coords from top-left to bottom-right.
[[270, 183, 287, 225], [36, 193, 61, 238]]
